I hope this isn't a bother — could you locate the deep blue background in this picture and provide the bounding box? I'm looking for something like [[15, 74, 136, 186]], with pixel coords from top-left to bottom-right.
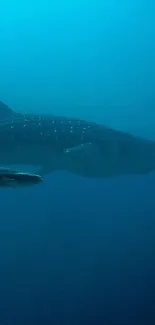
[[0, 0, 155, 324], [1, 172, 155, 324]]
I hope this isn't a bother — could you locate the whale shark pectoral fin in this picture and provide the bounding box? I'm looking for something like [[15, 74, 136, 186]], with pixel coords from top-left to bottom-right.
[[64, 143, 102, 164], [38, 144, 94, 176], [64, 143, 92, 155], [63, 142, 108, 177]]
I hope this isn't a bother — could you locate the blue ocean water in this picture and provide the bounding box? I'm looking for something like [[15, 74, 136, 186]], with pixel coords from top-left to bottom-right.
[[0, 0, 155, 324]]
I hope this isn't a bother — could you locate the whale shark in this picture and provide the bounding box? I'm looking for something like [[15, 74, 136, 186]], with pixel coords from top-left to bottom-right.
[[1, 100, 155, 178]]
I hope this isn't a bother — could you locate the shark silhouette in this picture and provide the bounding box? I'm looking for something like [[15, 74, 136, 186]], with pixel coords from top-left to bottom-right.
[[0, 167, 42, 187], [0, 100, 155, 178]]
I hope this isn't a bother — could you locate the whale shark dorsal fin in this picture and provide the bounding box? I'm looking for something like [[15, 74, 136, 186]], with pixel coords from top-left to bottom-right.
[[0, 101, 14, 119]]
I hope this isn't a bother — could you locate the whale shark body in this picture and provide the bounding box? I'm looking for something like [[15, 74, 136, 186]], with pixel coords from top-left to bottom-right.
[[1, 100, 155, 178]]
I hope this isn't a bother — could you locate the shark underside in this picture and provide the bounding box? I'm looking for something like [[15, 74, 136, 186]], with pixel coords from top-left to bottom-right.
[[0, 100, 155, 178]]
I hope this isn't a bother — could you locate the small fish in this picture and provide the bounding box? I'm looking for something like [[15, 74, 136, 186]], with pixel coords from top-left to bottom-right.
[[0, 168, 42, 187]]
